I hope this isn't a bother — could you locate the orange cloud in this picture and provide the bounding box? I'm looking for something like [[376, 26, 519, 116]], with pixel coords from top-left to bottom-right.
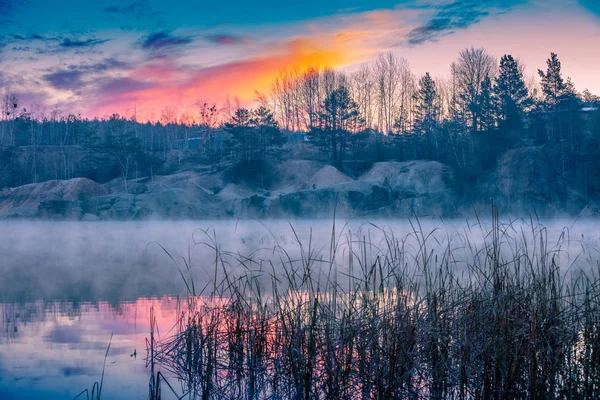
[[88, 33, 366, 121]]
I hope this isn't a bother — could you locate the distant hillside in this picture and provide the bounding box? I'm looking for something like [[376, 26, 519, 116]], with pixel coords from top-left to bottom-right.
[[0, 150, 596, 220]]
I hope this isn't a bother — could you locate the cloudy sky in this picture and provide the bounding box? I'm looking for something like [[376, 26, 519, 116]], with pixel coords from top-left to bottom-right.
[[1, 0, 599, 120]]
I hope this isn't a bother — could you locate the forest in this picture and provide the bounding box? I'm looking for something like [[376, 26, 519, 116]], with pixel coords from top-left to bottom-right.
[[1, 48, 599, 206]]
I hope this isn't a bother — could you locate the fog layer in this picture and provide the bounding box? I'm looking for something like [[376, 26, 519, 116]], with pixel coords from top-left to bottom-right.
[[1, 218, 598, 303]]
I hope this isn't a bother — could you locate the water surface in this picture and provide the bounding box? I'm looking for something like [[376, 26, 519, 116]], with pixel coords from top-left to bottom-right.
[[1, 218, 598, 399]]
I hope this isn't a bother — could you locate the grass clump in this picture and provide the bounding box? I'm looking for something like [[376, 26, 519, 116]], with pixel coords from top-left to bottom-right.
[[148, 213, 600, 399]]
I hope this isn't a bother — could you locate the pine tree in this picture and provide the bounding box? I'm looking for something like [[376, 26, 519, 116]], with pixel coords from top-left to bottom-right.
[[538, 53, 565, 109], [224, 108, 253, 162], [478, 75, 496, 132], [251, 106, 285, 162], [536, 53, 583, 175], [225, 107, 284, 163], [224, 106, 284, 188], [494, 55, 531, 127], [413, 73, 439, 136], [580, 89, 599, 105], [310, 85, 360, 164]]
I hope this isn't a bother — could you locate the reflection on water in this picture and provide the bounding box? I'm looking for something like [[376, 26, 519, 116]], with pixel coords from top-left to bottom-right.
[[0, 218, 598, 398], [0, 298, 181, 400]]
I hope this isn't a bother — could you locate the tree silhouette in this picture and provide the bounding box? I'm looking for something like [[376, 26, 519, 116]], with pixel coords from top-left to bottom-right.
[[494, 54, 531, 135], [310, 85, 360, 165]]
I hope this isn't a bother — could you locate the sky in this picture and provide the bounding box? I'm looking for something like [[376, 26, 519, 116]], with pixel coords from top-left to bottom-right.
[[0, 0, 599, 121]]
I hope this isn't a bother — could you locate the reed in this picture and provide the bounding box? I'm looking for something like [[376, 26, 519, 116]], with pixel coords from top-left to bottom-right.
[[148, 214, 600, 399]]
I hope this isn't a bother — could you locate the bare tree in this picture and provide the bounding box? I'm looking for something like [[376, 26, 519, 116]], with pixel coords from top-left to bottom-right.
[[351, 64, 375, 129], [1, 90, 19, 146], [395, 61, 416, 134], [451, 47, 497, 133], [195, 99, 220, 128], [298, 67, 321, 131], [374, 53, 402, 133], [271, 68, 301, 131]]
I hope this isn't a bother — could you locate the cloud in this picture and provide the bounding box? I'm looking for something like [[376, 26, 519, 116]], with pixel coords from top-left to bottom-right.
[[104, 0, 158, 19], [206, 34, 247, 45], [14, 90, 52, 110], [94, 76, 153, 100], [60, 37, 110, 49], [2, 0, 542, 118], [0, 1, 25, 22], [79, 58, 129, 72], [42, 59, 131, 92], [10, 46, 32, 52], [406, 0, 524, 45], [9, 33, 51, 42], [88, 35, 358, 119], [6, 33, 109, 54], [0, 36, 7, 54], [138, 31, 194, 51], [43, 69, 84, 91]]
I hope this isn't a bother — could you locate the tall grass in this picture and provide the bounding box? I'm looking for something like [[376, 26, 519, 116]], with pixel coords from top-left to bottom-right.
[[148, 213, 600, 399]]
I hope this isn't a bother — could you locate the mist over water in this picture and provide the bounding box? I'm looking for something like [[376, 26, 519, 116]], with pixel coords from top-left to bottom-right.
[[0, 218, 599, 302], [0, 218, 599, 399]]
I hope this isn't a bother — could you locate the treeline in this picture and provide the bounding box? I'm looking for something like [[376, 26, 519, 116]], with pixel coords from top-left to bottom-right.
[[263, 50, 599, 181], [0, 100, 224, 187], [0, 48, 599, 196]]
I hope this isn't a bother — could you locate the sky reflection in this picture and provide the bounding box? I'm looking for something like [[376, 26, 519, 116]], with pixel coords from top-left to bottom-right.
[[0, 219, 598, 398], [0, 298, 181, 400]]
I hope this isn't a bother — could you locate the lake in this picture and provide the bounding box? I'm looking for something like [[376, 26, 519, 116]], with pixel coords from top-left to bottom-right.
[[1, 218, 599, 399]]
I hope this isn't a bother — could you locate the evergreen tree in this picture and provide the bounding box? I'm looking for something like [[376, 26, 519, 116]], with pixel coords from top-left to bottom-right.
[[538, 53, 565, 109], [413, 73, 439, 136], [225, 107, 283, 163], [536, 53, 583, 175], [224, 106, 284, 188], [494, 55, 531, 131], [251, 106, 285, 162], [224, 108, 253, 161], [310, 85, 360, 165], [478, 75, 496, 132], [580, 89, 599, 105], [471, 75, 499, 172], [536, 54, 582, 134]]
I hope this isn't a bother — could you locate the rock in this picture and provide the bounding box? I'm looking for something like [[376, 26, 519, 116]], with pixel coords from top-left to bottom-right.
[[306, 165, 353, 188], [82, 213, 100, 221], [67, 206, 84, 220], [0, 177, 108, 218], [87, 186, 223, 220], [357, 161, 456, 216], [274, 160, 353, 192], [361, 161, 451, 195], [270, 188, 339, 218], [5, 207, 37, 219], [38, 200, 75, 217], [486, 146, 587, 215], [275, 160, 325, 191], [0, 160, 457, 220], [130, 183, 148, 195]]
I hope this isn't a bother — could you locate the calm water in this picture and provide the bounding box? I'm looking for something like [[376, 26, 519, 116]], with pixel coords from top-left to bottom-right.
[[0, 218, 598, 399]]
